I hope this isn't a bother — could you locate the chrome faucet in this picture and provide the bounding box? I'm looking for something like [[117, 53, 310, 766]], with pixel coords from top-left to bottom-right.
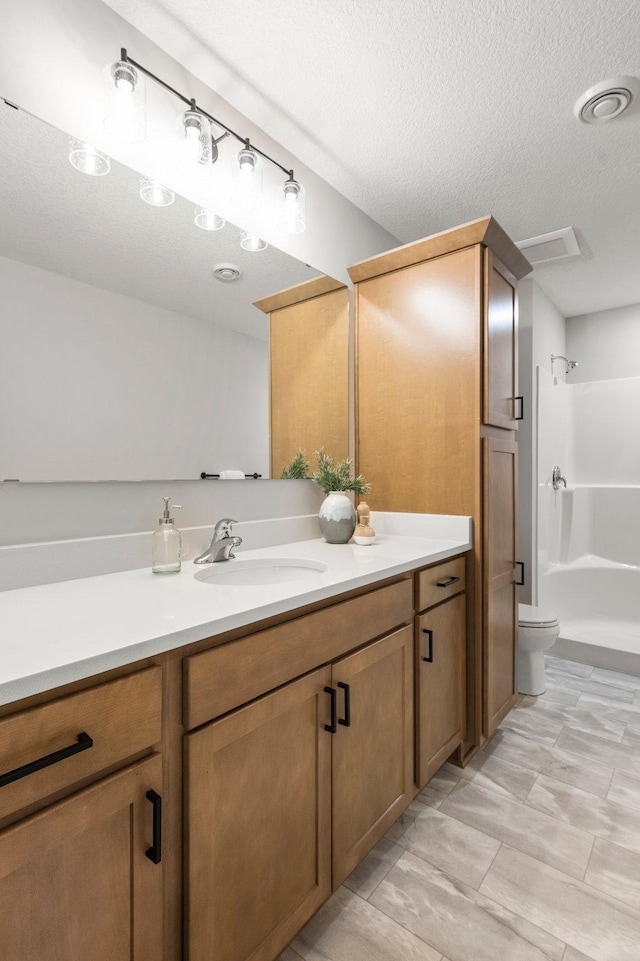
[[552, 466, 567, 490], [193, 518, 243, 563]]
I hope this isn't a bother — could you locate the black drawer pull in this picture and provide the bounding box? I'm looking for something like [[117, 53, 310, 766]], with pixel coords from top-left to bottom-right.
[[0, 731, 93, 789], [324, 686, 337, 734], [421, 628, 434, 663], [515, 396, 524, 421], [145, 790, 163, 864], [337, 682, 351, 727], [516, 561, 525, 586], [436, 576, 460, 588]]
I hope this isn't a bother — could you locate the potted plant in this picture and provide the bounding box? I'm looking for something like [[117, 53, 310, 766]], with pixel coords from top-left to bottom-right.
[[312, 450, 370, 543]]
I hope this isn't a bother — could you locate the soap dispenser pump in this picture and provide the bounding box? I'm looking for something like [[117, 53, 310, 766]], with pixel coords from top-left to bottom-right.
[[152, 497, 183, 574]]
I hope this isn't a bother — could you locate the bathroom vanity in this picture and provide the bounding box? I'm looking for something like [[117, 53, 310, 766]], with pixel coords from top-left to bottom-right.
[[0, 521, 470, 961]]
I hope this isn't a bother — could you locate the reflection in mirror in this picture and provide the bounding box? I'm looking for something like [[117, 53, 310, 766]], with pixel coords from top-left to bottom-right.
[[0, 104, 322, 482]]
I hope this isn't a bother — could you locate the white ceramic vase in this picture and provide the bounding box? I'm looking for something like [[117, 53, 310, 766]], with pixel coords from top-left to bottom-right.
[[318, 491, 357, 544]]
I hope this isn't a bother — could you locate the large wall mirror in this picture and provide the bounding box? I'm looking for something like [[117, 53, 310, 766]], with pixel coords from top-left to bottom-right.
[[0, 103, 328, 481]]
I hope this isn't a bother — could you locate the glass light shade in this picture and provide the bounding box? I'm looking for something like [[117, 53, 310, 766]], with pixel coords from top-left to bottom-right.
[[177, 110, 213, 181], [68, 138, 111, 176], [194, 207, 225, 231], [140, 178, 175, 207], [231, 146, 262, 210], [104, 61, 146, 143], [277, 178, 306, 234], [240, 231, 268, 252]]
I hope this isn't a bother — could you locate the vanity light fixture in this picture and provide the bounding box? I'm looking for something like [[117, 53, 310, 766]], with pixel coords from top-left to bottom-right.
[[278, 176, 306, 234], [240, 232, 268, 252], [104, 60, 146, 143], [232, 143, 263, 210], [177, 105, 213, 181], [104, 48, 306, 231], [140, 177, 174, 206], [194, 207, 225, 231], [68, 138, 111, 176]]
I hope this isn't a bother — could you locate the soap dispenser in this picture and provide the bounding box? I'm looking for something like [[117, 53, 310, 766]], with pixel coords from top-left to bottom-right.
[[152, 497, 183, 574]]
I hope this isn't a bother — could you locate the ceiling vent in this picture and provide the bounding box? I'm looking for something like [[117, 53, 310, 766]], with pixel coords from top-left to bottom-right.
[[212, 263, 242, 282], [574, 76, 640, 123], [516, 227, 581, 266]]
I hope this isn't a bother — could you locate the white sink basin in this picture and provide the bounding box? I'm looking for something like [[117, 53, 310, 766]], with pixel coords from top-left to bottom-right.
[[194, 557, 329, 587]]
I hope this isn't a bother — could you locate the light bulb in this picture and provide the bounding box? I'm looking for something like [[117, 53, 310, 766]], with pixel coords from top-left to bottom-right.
[[232, 146, 262, 210], [177, 110, 212, 181], [140, 178, 174, 207], [104, 61, 146, 143], [68, 138, 110, 176], [194, 207, 225, 231], [240, 231, 267, 252], [278, 177, 306, 234]]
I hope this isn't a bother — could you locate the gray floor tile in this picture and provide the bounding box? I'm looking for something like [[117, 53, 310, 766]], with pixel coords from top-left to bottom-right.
[[527, 774, 640, 854], [371, 851, 565, 961], [480, 845, 640, 961], [584, 837, 640, 912], [578, 692, 640, 716], [343, 837, 404, 900], [590, 667, 640, 692], [527, 686, 581, 707], [607, 769, 640, 810], [482, 728, 614, 797], [545, 657, 594, 678], [498, 705, 563, 745], [440, 780, 593, 879], [562, 949, 599, 961], [385, 800, 500, 889], [514, 698, 626, 743], [415, 766, 461, 808], [556, 728, 640, 779], [291, 886, 443, 961], [544, 673, 635, 703], [451, 751, 539, 801], [279, 949, 305, 961]]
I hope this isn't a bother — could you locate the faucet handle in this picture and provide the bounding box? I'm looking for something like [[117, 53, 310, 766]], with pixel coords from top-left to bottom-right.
[[213, 518, 238, 537]]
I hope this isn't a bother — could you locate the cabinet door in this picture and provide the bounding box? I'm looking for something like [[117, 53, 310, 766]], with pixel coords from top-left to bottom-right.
[[331, 626, 414, 888], [483, 251, 519, 430], [483, 435, 518, 736], [0, 754, 163, 961], [186, 666, 332, 961], [416, 593, 466, 788]]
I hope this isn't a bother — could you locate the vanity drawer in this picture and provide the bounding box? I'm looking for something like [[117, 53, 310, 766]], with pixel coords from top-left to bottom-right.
[[0, 666, 162, 820], [416, 555, 466, 612], [185, 578, 413, 729]]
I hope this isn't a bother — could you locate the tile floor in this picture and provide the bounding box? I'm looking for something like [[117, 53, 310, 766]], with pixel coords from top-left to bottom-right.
[[280, 655, 640, 961]]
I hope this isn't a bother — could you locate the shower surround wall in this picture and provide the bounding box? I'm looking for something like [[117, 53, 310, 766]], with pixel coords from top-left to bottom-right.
[[538, 359, 640, 672]]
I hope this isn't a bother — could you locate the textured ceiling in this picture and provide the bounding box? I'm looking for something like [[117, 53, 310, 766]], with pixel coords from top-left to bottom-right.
[[104, 0, 640, 317], [0, 104, 318, 341]]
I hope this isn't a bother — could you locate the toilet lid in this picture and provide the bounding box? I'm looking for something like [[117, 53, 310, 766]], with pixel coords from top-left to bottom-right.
[[518, 603, 559, 628]]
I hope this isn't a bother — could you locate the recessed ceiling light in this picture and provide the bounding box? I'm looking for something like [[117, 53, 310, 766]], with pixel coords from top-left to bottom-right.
[[212, 263, 242, 282], [574, 76, 640, 124]]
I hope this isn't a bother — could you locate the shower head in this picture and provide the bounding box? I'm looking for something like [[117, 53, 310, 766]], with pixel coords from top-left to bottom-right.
[[567, 360, 579, 371], [550, 354, 579, 374]]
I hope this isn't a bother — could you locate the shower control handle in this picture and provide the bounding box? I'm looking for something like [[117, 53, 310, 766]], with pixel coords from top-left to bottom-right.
[[552, 466, 567, 491]]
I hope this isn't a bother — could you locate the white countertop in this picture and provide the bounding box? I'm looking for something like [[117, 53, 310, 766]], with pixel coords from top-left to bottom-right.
[[0, 517, 471, 707]]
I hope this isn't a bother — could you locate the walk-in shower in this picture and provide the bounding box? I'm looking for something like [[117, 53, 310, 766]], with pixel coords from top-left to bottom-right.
[[537, 369, 640, 673]]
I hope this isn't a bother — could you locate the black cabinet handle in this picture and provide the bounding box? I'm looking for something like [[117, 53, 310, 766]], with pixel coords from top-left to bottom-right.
[[145, 790, 162, 864], [324, 686, 337, 734], [516, 561, 525, 586], [0, 731, 93, 789], [515, 396, 524, 421], [421, 629, 434, 663], [337, 682, 351, 727], [436, 576, 460, 588]]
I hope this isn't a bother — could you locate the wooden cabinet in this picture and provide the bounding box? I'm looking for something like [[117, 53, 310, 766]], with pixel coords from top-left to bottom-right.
[[416, 588, 466, 788], [253, 276, 349, 477], [331, 626, 414, 887], [185, 613, 414, 961], [0, 668, 165, 959], [350, 216, 531, 751], [0, 753, 163, 961]]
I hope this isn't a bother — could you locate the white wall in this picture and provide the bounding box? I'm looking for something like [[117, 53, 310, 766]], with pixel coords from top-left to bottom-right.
[[567, 303, 640, 382]]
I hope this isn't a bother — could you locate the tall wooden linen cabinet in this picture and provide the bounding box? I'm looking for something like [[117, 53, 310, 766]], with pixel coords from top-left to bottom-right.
[[348, 217, 532, 754]]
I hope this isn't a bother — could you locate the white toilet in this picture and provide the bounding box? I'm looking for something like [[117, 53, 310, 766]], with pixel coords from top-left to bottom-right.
[[517, 604, 561, 696]]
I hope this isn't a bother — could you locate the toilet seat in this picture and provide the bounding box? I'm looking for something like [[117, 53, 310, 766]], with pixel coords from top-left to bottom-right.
[[518, 603, 559, 629]]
